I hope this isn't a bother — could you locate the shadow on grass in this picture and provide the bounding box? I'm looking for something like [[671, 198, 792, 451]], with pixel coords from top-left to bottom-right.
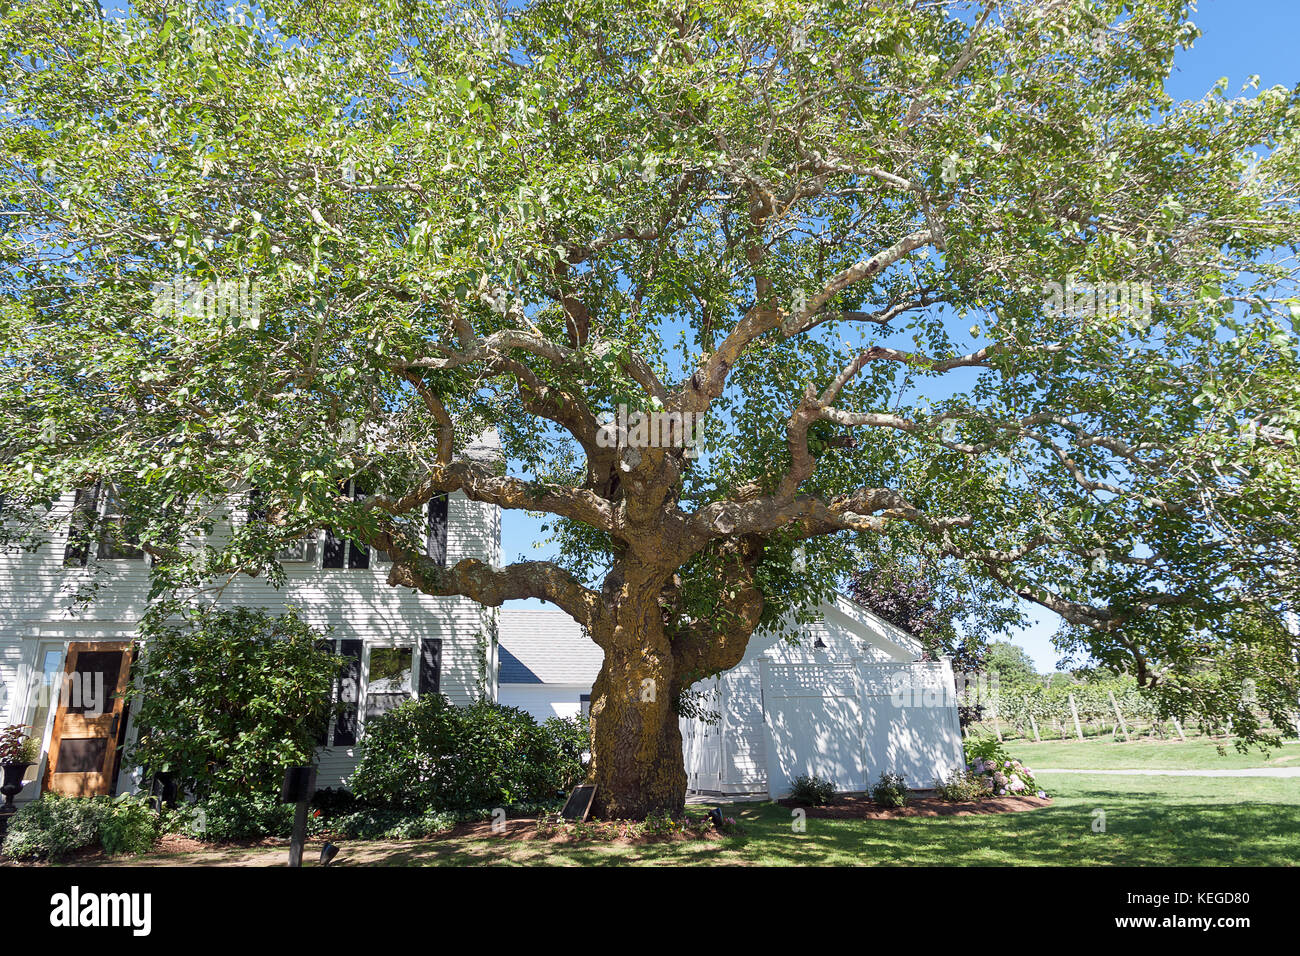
[[322, 790, 1300, 867]]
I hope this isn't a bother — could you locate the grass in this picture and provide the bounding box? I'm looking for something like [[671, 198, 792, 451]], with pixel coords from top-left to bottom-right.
[[95, 773, 1300, 867], [999, 738, 1300, 770]]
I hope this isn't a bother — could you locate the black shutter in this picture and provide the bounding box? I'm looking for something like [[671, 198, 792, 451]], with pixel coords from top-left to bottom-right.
[[63, 485, 101, 567], [418, 638, 442, 696], [347, 539, 370, 569], [322, 529, 346, 568], [332, 639, 362, 745], [426, 494, 449, 566], [247, 488, 266, 523], [346, 483, 371, 568]]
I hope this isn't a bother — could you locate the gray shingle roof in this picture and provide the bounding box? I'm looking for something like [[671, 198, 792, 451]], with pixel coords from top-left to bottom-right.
[[498, 609, 604, 685]]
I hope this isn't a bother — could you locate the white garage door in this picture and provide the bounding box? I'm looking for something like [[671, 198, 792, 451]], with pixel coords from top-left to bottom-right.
[[858, 662, 965, 790], [760, 661, 865, 798], [759, 659, 964, 799]]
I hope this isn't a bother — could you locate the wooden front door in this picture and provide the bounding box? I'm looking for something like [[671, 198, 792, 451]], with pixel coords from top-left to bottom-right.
[[42, 642, 133, 797]]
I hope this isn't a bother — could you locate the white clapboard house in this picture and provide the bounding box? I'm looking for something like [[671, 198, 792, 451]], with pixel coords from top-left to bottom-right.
[[0, 468, 502, 802], [498, 594, 966, 798]]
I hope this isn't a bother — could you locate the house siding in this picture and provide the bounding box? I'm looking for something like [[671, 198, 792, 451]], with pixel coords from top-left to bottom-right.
[[0, 488, 501, 793]]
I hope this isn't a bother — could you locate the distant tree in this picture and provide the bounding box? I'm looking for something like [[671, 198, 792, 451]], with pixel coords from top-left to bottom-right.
[[985, 641, 1039, 687]]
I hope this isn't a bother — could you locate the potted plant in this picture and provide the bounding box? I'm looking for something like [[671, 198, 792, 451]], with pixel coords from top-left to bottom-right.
[[0, 724, 39, 812]]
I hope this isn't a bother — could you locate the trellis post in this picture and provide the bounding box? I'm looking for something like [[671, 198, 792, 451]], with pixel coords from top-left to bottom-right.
[[1109, 690, 1130, 741]]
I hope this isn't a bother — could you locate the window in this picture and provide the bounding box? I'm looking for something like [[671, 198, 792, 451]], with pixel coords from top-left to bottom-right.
[[63, 483, 143, 566], [23, 646, 65, 783], [580, 693, 591, 717], [97, 489, 143, 560], [321, 526, 370, 570], [247, 489, 319, 564], [247, 484, 446, 571], [275, 535, 319, 564], [315, 639, 439, 748], [365, 646, 414, 720]]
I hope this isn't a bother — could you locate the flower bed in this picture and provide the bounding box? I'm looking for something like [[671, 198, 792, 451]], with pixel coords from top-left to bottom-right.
[[962, 737, 1049, 799]]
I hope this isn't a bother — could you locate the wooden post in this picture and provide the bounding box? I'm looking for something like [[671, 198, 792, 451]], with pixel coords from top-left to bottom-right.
[[1107, 691, 1128, 743], [993, 714, 1003, 742], [1171, 717, 1187, 741], [280, 765, 316, 868], [288, 800, 308, 868], [1068, 694, 1084, 740], [1028, 702, 1041, 742]]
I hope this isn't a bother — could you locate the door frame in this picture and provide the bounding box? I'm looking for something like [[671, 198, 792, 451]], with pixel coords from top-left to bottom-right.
[[42, 640, 134, 797]]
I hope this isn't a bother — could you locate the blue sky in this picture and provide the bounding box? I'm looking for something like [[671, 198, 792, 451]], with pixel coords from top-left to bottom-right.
[[499, 0, 1300, 672]]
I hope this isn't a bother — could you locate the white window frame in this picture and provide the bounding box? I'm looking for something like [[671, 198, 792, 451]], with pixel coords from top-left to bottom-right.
[[19, 639, 67, 783], [248, 478, 387, 570], [64, 484, 146, 565], [360, 643, 417, 733]]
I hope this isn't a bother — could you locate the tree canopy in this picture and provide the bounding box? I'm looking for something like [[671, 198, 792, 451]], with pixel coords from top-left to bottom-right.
[[3, 0, 1299, 812]]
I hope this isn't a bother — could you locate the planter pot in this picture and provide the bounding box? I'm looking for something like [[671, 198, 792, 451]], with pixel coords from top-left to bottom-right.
[[1, 762, 32, 811], [150, 771, 178, 809]]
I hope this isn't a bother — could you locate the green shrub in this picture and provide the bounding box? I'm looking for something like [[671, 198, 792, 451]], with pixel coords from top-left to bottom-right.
[[128, 607, 341, 800], [99, 793, 161, 857], [1, 794, 108, 860], [870, 771, 909, 808], [963, 736, 1045, 796], [351, 696, 585, 812], [933, 769, 992, 803], [187, 791, 295, 841], [963, 735, 1011, 768], [158, 800, 208, 838], [788, 774, 836, 805], [309, 786, 362, 817], [537, 715, 590, 792], [328, 807, 459, 840]]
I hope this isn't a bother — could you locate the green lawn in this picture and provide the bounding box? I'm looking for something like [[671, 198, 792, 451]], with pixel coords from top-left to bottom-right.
[[113, 773, 1300, 867], [1003, 738, 1300, 770]]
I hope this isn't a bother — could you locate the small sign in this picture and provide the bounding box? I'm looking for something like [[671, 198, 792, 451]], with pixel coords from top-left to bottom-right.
[[280, 765, 317, 804], [560, 784, 596, 822]]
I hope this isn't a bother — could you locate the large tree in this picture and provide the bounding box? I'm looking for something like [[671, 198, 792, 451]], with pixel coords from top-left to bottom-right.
[[3, 0, 1300, 815]]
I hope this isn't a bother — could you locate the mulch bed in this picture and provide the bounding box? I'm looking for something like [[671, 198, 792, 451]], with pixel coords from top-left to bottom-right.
[[778, 790, 1051, 819], [153, 833, 290, 854], [430, 817, 724, 846]]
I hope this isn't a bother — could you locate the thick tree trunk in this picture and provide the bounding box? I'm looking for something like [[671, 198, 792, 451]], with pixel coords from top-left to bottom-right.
[[588, 642, 687, 818], [582, 541, 764, 819], [586, 563, 688, 819]]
